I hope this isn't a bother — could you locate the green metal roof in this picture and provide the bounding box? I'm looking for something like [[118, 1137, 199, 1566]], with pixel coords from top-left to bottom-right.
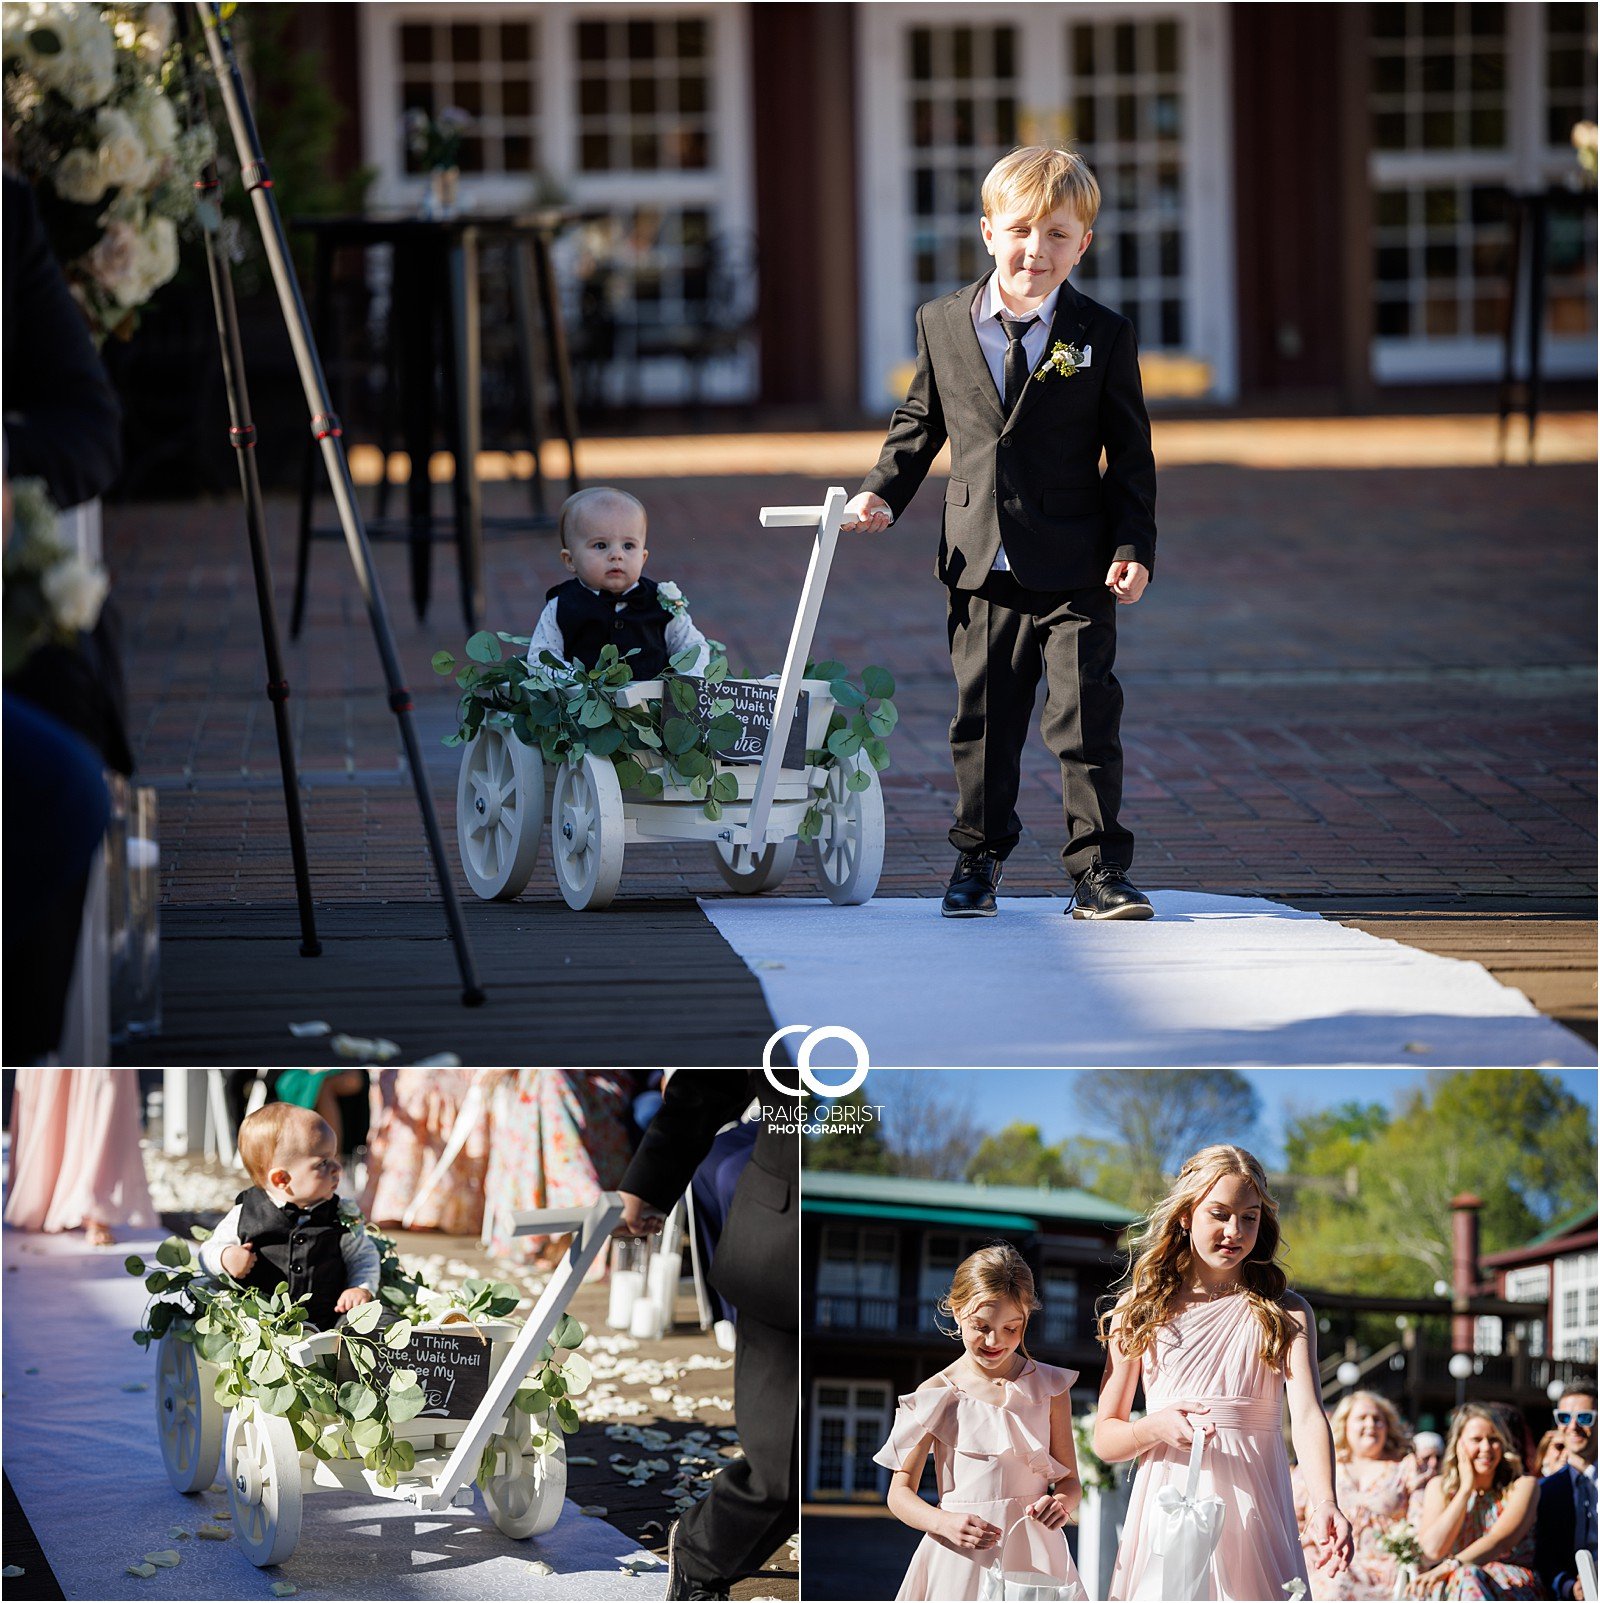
[[1523, 1206, 1599, 1249], [801, 1169, 1140, 1226], [804, 1198, 1039, 1231]]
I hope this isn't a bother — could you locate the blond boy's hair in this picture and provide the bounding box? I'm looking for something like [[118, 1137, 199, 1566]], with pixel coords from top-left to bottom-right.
[[558, 486, 647, 552], [981, 145, 1101, 230], [237, 1102, 329, 1190]]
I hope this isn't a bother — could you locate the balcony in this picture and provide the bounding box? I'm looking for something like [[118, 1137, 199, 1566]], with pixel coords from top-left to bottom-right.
[[812, 1293, 1093, 1350]]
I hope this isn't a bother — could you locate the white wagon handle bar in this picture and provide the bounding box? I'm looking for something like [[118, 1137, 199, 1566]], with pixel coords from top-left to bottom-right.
[[410, 1191, 625, 1511], [745, 485, 850, 848]]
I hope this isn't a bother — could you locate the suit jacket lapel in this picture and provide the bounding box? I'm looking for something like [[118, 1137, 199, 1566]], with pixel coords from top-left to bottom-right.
[[1009, 279, 1093, 430], [945, 275, 1005, 427]]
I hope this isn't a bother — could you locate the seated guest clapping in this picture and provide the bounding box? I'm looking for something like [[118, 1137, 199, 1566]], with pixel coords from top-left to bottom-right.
[[1535, 1385, 1597, 1601]]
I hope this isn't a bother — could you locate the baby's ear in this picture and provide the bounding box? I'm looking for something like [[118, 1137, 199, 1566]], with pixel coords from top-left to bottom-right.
[[268, 1166, 291, 1190]]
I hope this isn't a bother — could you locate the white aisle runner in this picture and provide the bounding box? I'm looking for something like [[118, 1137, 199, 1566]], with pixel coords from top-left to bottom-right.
[[0, 1232, 662, 1602], [700, 892, 1592, 1066]]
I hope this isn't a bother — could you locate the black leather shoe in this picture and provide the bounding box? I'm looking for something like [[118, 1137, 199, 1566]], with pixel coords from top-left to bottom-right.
[[1071, 863, 1154, 920], [942, 851, 1003, 917], [666, 1519, 730, 1601]]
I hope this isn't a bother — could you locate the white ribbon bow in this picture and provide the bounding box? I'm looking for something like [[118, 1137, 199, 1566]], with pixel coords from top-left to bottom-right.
[[1143, 1425, 1226, 1601]]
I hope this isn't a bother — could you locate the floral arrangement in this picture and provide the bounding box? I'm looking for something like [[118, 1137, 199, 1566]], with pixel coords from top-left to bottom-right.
[[127, 1223, 591, 1490], [432, 620, 897, 838], [1376, 1521, 1425, 1567], [2, 2, 214, 341], [1573, 120, 1597, 183], [4, 476, 111, 673], [404, 105, 470, 172], [1035, 340, 1086, 381]]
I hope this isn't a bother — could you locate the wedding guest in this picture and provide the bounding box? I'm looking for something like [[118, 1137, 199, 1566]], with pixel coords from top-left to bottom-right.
[[1095, 1144, 1352, 1599], [1415, 1431, 1446, 1481], [484, 1071, 634, 1274], [1294, 1390, 1431, 1600], [4, 1068, 156, 1244], [272, 1069, 369, 1153], [360, 1068, 487, 1235], [1536, 1429, 1570, 1479], [1408, 1403, 1541, 1599], [1535, 1384, 1597, 1601]]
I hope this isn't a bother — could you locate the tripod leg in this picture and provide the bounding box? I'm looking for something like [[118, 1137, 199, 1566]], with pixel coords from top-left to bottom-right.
[[291, 237, 334, 637], [197, 2, 484, 1006], [1526, 195, 1548, 467], [1498, 194, 1524, 467], [532, 229, 583, 494], [510, 236, 549, 521], [446, 228, 485, 633], [176, 10, 320, 957]]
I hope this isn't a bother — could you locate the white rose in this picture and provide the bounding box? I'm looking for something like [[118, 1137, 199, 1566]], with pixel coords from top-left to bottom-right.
[[53, 146, 108, 205], [95, 106, 153, 190], [137, 212, 178, 294], [41, 555, 110, 633], [85, 218, 142, 304], [35, 4, 116, 108], [134, 87, 179, 160]]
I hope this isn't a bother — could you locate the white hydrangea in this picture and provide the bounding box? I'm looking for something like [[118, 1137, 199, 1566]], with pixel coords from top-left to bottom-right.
[[53, 146, 108, 205], [85, 217, 142, 304], [41, 555, 110, 633], [27, 3, 117, 109], [131, 84, 179, 161], [95, 105, 153, 189]]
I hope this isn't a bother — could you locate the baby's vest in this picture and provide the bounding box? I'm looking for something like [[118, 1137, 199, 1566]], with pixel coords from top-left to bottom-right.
[[551, 576, 671, 681], [234, 1188, 348, 1330]]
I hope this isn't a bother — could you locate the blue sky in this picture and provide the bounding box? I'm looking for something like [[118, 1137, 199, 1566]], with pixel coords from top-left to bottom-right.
[[862, 1069, 1597, 1168]]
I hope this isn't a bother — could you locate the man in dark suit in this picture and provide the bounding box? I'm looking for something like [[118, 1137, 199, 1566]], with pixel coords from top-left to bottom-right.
[[1537, 1384, 1598, 1599], [615, 1071, 797, 1602], [845, 145, 1157, 921]]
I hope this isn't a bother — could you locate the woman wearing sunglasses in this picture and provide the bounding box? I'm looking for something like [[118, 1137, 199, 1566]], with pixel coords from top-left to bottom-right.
[[1536, 1386, 1597, 1601]]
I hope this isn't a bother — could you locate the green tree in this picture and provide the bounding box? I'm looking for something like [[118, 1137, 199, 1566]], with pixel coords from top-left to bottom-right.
[[966, 1124, 1073, 1189], [803, 1089, 895, 1174]]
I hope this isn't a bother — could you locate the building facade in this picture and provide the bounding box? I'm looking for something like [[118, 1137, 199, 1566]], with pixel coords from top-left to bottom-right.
[[800, 1169, 1138, 1504], [1477, 1206, 1599, 1365]]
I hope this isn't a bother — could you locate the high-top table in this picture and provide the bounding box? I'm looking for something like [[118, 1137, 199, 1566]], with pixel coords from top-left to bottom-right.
[[289, 210, 587, 634]]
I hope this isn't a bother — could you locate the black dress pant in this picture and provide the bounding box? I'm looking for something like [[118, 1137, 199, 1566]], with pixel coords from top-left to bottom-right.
[[946, 569, 1133, 878], [675, 1312, 796, 1587]]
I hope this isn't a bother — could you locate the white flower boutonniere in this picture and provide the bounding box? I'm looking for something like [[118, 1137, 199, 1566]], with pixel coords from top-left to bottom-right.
[[656, 580, 688, 617], [338, 1198, 367, 1237], [1036, 340, 1087, 381]]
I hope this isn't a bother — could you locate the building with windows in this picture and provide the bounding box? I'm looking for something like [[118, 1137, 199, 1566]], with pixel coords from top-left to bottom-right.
[[1477, 1205, 1599, 1366], [800, 1169, 1138, 1503], [298, 2, 1597, 412]]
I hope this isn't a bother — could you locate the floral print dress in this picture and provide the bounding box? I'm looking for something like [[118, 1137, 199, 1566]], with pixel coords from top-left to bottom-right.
[[1293, 1453, 1433, 1600], [1404, 1484, 1542, 1601]]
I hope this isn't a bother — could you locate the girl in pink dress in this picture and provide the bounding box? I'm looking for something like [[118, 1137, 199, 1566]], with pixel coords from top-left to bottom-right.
[[874, 1243, 1086, 1602], [1095, 1144, 1353, 1601]]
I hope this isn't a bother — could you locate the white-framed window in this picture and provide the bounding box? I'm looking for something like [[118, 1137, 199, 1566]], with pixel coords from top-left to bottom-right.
[[855, 3, 1237, 409], [808, 1378, 895, 1501], [918, 1231, 994, 1333], [1504, 1264, 1552, 1301], [1039, 1266, 1080, 1347], [816, 1226, 899, 1331], [357, 3, 757, 403], [1551, 1249, 1598, 1361], [1368, 1, 1597, 382]]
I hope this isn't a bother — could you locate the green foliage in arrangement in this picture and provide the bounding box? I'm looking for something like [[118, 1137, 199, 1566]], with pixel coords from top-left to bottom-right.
[[127, 1228, 591, 1489]]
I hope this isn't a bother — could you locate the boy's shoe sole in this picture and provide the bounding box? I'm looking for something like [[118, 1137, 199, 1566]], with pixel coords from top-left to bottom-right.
[[941, 903, 999, 918], [1070, 901, 1155, 920]]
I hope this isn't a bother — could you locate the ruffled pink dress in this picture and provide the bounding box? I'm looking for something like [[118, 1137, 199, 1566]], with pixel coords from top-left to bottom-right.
[[1109, 1296, 1310, 1601], [874, 1360, 1085, 1602]]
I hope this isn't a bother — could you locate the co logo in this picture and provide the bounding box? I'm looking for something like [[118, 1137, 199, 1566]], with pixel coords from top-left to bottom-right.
[[761, 1026, 869, 1097]]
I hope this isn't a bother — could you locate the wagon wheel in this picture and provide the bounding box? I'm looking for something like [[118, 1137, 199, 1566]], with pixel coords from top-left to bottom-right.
[[155, 1331, 224, 1493], [711, 836, 798, 893], [225, 1405, 304, 1567], [457, 726, 545, 900], [550, 753, 625, 910], [809, 752, 885, 905], [481, 1407, 569, 1540]]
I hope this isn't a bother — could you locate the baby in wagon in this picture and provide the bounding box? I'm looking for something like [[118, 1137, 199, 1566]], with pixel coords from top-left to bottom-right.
[[527, 486, 711, 681], [198, 1102, 380, 1330]]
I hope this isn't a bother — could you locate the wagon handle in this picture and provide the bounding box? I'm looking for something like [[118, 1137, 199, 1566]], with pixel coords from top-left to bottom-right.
[[745, 485, 849, 847]]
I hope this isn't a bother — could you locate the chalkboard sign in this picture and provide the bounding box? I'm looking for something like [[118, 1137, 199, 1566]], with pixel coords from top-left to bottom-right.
[[672, 676, 809, 767], [336, 1328, 494, 1421]]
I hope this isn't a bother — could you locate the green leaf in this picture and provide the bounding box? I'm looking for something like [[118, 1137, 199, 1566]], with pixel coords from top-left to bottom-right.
[[466, 630, 502, 664], [393, 1438, 416, 1471], [431, 650, 455, 675], [678, 748, 713, 780], [667, 677, 697, 714], [578, 696, 613, 728], [847, 769, 873, 792], [383, 1319, 413, 1350], [514, 1386, 549, 1415], [861, 665, 896, 699], [443, 732, 465, 748], [810, 659, 846, 681], [663, 716, 699, 756], [705, 657, 729, 685], [829, 678, 867, 708], [259, 1383, 296, 1417], [689, 774, 709, 800], [350, 1415, 386, 1451], [827, 728, 863, 759], [711, 772, 739, 803], [124, 1255, 146, 1276], [587, 725, 625, 757], [155, 1237, 190, 1269], [633, 722, 663, 749], [668, 646, 700, 674], [387, 1386, 426, 1424], [189, 1225, 212, 1243], [614, 757, 645, 791], [637, 772, 665, 799], [559, 1351, 594, 1395], [702, 798, 722, 821], [555, 1397, 580, 1432], [868, 701, 899, 737], [554, 1313, 584, 1349], [496, 633, 532, 646], [343, 1300, 384, 1335]]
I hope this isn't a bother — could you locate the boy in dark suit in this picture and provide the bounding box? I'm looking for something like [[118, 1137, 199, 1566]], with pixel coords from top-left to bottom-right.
[[845, 145, 1157, 920]]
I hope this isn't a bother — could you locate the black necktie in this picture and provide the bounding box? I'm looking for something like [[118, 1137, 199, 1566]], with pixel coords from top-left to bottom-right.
[[1000, 315, 1037, 414]]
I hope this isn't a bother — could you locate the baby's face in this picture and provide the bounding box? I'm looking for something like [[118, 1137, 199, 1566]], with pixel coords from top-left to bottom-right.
[[274, 1120, 341, 1205], [563, 511, 648, 595]]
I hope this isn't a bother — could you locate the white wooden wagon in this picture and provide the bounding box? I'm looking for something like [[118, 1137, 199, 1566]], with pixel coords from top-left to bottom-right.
[[152, 1195, 623, 1566], [454, 486, 885, 910]]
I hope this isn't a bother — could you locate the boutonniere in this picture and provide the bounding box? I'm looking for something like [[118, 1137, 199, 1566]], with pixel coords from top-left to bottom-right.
[[656, 580, 688, 617], [1035, 341, 1087, 381], [338, 1198, 367, 1234]]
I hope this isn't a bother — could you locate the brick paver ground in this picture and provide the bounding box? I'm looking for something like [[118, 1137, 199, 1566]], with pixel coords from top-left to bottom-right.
[[99, 416, 1596, 1056]]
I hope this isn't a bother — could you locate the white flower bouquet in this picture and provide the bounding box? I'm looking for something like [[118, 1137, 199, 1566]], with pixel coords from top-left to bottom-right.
[[4, 477, 111, 672], [2, 2, 213, 340]]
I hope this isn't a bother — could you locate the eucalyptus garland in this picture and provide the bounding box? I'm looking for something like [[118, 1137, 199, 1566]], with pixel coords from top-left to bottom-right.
[[432, 632, 898, 834], [128, 1227, 589, 1490]]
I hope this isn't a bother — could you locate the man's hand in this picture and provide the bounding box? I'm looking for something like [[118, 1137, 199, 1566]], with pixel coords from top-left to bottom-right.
[[1105, 559, 1150, 604], [336, 1286, 375, 1315], [220, 1241, 258, 1280], [841, 491, 892, 534], [612, 1190, 666, 1238]]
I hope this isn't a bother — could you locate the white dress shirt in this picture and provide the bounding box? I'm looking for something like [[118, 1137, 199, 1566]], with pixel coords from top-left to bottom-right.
[[527, 581, 711, 677], [971, 277, 1062, 572]]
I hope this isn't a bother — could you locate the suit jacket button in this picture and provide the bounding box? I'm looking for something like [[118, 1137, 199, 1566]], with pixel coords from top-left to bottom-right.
[[1000, 436, 1012, 447]]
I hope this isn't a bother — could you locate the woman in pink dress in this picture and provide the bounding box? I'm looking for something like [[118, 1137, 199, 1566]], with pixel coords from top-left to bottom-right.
[[5, 1068, 156, 1244], [1095, 1144, 1353, 1601], [360, 1068, 487, 1235], [875, 1243, 1085, 1601], [1293, 1390, 1434, 1600], [1406, 1405, 1540, 1600]]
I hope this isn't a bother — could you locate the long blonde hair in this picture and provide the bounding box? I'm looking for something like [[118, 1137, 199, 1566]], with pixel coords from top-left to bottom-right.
[[938, 1243, 1042, 1359], [1096, 1144, 1299, 1371], [1437, 1404, 1524, 1502], [1330, 1390, 1412, 1463]]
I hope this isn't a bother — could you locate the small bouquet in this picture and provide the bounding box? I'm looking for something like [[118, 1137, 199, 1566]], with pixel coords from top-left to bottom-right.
[[404, 105, 470, 171], [1377, 1521, 1426, 1591], [4, 477, 110, 673]]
